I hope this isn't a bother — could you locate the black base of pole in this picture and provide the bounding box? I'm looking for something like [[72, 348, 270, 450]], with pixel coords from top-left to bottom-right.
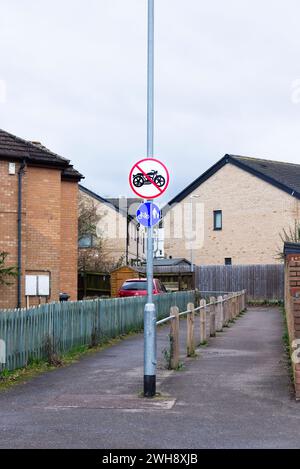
[[144, 375, 156, 397]]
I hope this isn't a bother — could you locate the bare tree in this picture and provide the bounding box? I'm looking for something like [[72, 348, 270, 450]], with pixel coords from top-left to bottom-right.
[[78, 194, 125, 272], [276, 220, 300, 260], [78, 195, 101, 241]]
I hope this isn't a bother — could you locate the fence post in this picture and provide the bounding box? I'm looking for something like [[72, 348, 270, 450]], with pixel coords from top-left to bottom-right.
[[187, 303, 195, 357], [228, 294, 234, 321], [216, 295, 223, 332], [200, 299, 207, 345], [205, 298, 210, 338], [234, 294, 238, 318], [170, 306, 180, 370], [209, 296, 216, 337], [243, 289, 247, 311], [223, 294, 228, 326], [227, 295, 232, 322], [237, 293, 240, 315]]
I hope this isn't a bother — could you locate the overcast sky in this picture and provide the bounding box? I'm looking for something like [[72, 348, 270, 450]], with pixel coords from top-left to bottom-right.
[[1, 0, 300, 202]]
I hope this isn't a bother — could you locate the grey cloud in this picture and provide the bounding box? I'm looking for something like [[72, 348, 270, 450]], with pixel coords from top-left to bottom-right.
[[0, 0, 300, 202]]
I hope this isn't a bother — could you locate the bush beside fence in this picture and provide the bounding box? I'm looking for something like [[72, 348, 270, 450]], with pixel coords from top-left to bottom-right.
[[0, 291, 195, 372]]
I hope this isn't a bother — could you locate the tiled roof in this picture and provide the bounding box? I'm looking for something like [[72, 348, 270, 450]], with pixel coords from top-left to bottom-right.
[[79, 185, 127, 217], [153, 258, 192, 266], [79, 186, 142, 223], [284, 242, 300, 256], [107, 197, 143, 216], [167, 154, 300, 206], [230, 155, 300, 195], [62, 166, 84, 180], [0, 128, 83, 180]]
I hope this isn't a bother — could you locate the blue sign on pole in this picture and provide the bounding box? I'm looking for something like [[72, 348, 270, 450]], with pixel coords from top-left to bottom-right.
[[136, 202, 161, 228]]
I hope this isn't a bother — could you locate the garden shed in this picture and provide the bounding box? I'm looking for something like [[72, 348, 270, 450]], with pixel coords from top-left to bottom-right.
[[110, 266, 144, 298]]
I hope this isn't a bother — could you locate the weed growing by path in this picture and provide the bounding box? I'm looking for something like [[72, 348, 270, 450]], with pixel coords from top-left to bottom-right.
[[162, 345, 171, 370], [248, 300, 283, 307], [162, 334, 184, 371], [199, 340, 208, 347], [44, 335, 63, 367], [280, 306, 294, 388]]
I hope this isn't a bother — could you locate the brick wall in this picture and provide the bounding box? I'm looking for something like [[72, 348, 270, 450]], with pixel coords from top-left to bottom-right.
[[164, 163, 300, 265], [0, 160, 21, 308], [284, 253, 300, 399], [25, 167, 62, 305], [0, 161, 79, 309], [60, 180, 78, 300]]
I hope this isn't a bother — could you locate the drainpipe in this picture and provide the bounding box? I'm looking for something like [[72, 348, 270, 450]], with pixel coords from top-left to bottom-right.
[[17, 160, 26, 308]]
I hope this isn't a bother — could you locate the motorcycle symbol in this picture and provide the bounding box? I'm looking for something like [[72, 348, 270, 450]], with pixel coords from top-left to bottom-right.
[[132, 170, 165, 188]]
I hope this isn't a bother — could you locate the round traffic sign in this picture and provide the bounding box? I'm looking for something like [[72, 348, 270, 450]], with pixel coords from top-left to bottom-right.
[[136, 202, 161, 228], [129, 158, 169, 199]]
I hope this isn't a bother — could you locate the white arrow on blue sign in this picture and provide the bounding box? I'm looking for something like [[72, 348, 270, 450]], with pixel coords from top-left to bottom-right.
[[136, 202, 161, 228]]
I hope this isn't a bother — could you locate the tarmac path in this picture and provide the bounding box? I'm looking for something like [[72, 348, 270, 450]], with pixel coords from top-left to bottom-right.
[[0, 307, 299, 449]]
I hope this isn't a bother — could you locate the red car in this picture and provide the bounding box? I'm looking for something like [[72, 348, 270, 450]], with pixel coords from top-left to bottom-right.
[[118, 278, 167, 297]]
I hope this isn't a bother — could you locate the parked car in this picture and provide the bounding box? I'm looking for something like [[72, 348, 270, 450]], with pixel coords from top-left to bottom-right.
[[117, 278, 167, 297]]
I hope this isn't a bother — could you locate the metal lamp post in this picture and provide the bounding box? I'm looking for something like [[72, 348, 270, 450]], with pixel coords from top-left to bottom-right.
[[144, 0, 156, 397]]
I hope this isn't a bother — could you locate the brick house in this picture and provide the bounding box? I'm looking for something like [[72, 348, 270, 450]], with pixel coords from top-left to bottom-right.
[[79, 186, 146, 268], [0, 129, 83, 309], [164, 154, 300, 265], [284, 242, 300, 399]]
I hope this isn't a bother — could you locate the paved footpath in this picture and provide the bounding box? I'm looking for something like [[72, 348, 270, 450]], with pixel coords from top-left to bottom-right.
[[0, 307, 299, 449]]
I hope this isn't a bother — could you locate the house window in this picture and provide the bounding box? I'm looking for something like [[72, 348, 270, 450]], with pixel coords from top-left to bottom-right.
[[79, 234, 96, 248], [213, 210, 222, 230], [225, 258, 232, 265]]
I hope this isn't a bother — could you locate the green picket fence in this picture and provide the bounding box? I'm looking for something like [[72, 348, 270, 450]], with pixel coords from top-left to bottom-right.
[[0, 291, 195, 372]]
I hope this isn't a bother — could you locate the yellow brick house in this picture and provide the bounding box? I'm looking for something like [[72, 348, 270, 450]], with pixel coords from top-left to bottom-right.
[[79, 185, 146, 268], [163, 154, 300, 265]]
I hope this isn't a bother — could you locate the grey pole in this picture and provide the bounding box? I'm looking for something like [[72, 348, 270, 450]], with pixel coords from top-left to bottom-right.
[[190, 200, 194, 273], [144, 0, 156, 397]]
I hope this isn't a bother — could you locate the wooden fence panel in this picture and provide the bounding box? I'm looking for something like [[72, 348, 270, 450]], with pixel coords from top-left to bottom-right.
[[0, 291, 195, 372], [195, 264, 284, 301]]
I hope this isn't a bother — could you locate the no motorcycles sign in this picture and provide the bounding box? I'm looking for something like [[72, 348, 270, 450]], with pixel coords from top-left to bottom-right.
[[129, 158, 170, 199]]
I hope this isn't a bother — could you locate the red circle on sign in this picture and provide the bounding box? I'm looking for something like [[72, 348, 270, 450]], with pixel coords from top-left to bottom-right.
[[129, 158, 170, 199]]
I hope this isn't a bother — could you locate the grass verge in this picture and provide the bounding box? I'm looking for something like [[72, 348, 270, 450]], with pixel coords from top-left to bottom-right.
[[247, 299, 284, 307]]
